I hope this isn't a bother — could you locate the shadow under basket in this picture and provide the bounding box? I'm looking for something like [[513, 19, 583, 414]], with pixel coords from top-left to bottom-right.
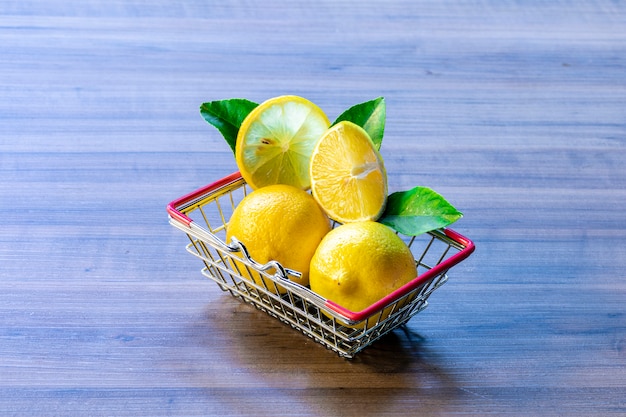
[[167, 172, 475, 359]]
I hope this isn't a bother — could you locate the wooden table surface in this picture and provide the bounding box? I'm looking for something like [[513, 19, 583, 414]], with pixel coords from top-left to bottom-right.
[[2, 1, 625, 416]]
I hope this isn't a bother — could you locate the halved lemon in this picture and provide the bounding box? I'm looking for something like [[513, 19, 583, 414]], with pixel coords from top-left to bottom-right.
[[310, 121, 388, 223], [235, 95, 330, 190]]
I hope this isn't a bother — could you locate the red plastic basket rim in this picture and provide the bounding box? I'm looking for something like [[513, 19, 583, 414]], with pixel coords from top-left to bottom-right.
[[167, 172, 475, 323], [167, 171, 244, 227]]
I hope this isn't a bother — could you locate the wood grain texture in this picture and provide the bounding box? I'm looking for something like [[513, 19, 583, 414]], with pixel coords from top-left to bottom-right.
[[1, 1, 625, 416]]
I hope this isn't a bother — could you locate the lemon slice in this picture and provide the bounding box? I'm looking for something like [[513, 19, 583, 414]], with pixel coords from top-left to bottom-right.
[[310, 121, 388, 223], [235, 95, 330, 190]]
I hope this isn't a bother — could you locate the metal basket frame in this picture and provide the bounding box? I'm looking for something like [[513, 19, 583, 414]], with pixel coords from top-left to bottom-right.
[[167, 172, 475, 358]]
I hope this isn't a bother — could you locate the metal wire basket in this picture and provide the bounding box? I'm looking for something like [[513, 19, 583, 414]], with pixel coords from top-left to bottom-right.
[[167, 172, 475, 358]]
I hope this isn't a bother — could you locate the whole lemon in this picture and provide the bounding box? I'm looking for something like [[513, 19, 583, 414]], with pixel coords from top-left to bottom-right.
[[309, 221, 417, 315], [226, 184, 331, 292]]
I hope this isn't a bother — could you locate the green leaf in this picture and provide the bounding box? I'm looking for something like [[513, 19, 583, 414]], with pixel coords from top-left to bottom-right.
[[200, 99, 258, 153], [332, 97, 386, 150], [378, 187, 463, 236]]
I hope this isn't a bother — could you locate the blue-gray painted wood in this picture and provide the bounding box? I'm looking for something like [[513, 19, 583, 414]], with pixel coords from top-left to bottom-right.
[[1, 1, 625, 415]]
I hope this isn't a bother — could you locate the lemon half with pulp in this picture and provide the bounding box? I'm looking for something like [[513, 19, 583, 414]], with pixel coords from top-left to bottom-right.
[[309, 121, 388, 223], [235, 95, 330, 190]]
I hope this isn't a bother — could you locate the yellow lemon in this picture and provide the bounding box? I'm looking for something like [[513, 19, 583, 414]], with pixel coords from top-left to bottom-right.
[[309, 221, 417, 319], [236, 95, 330, 190], [309, 121, 388, 223], [226, 184, 331, 293]]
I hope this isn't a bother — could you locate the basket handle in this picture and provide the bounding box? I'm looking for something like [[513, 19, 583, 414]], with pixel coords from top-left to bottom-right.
[[227, 237, 331, 311]]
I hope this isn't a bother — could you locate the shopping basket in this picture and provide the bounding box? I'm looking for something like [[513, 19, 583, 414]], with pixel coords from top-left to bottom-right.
[[167, 172, 475, 358]]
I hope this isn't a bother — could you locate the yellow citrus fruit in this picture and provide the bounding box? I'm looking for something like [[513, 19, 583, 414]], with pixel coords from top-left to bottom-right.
[[226, 184, 331, 293], [309, 221, 417, 320], [235, 95, 330, 190], [309, 120, 388, 223]]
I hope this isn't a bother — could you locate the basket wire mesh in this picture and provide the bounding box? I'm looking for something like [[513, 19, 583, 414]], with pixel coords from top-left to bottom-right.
[[168, 173, 474, 358]]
